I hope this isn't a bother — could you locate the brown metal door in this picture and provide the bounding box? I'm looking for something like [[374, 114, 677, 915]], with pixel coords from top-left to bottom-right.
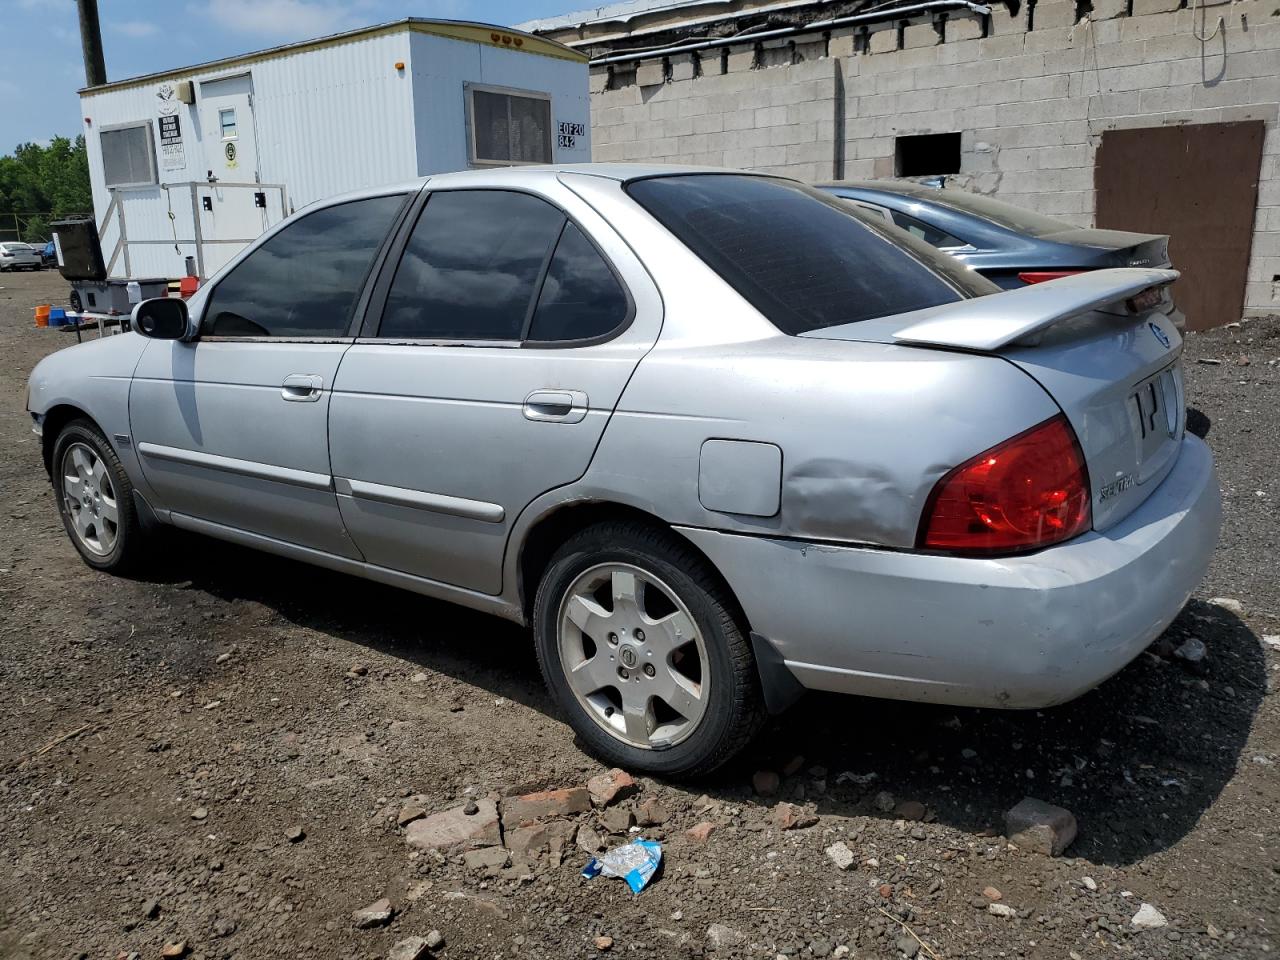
[[1094, 121, 1264, 331]]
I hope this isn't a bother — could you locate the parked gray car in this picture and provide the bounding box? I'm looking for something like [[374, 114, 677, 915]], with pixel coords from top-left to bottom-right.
[[0, 241, 43, 271], [27, 165, 1221, 775], [819, 180, 1173, 291]]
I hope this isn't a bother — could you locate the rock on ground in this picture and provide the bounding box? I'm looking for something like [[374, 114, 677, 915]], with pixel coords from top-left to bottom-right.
[[1132, 903, 1169, 929], [403, 799, 501, 852], [388, 936, 432, 960], [825, 841, 855, 870], [352, 898, 395, 929], [706, 923, 746, 950], [1005, 797, 1077, 856], [587, 768, 639, 807], [503, 787, 591, 824]]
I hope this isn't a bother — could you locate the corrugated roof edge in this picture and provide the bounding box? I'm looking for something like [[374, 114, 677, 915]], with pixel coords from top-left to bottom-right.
[[78, 18, 587, 97], [516, 0, 727, 32]]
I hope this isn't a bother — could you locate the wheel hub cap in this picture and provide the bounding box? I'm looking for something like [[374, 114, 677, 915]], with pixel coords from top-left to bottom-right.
[[557, 563, 709, 750], [60, 441, 119, 557]]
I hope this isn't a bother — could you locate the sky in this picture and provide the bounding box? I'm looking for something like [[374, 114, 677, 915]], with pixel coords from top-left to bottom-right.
[[0, 0, 587, 153]]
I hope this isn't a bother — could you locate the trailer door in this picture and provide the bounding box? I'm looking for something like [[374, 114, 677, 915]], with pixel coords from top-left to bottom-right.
[[200, 73, 259, 182]]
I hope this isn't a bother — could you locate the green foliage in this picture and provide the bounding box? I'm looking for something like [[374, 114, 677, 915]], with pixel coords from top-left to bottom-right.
[[0, 135, 93, 242]]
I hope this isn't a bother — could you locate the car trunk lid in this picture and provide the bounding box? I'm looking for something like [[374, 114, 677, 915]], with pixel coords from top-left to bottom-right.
[[1041, 228, 1171, 269], [801, 268, 1185, 531]]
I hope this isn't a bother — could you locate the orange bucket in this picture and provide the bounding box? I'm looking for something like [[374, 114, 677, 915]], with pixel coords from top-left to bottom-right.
[[34, 304, 51, 328]]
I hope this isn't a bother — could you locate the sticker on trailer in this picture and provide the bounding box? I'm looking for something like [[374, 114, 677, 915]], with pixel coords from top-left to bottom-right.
[[224, 141, 238, 169], [158, 114, 185, 171], [558, 120, 585, 149], [156, 83, 187, 171]]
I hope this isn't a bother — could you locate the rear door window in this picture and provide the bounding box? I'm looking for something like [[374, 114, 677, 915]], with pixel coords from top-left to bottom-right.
[[628, 175, 987, 335], [527, 223, 630, 342], [379, 190, 565, 340]]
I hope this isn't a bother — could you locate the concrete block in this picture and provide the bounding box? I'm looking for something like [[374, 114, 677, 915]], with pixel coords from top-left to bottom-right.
[[904, 19, 942, 47], [760, 38, 794, 68], [727, 44, 756, 72], [945, 14, 985, 42], [589, 66, 609, 94], [637, 61, 665, 87], [794, 38, 825, 61], [869, 22, 899, 53], [1089, 0, 1127, 19], [1023, 25, 1078, 54], [1034, 0, 1077, 29], [1133, 0, 1180, 14], [699, 49, 725, 77], [829, 26, 858, 58], [979, 33, 1027, 58], [990, 0, 1029, 34], [670, 53, 696, 82]]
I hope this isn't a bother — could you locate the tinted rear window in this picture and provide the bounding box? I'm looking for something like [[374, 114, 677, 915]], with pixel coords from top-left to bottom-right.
[[627, 175, 980, 335], [922, 190, 1078, 237]]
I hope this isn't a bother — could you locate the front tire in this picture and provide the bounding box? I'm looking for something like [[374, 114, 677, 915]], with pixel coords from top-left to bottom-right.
[[533, 521, 764, 777], [51, 419, 145, 572]]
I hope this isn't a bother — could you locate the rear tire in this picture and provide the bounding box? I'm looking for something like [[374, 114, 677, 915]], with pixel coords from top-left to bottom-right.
[[533, 520, 764, 777], [51, 419, 145, 573]]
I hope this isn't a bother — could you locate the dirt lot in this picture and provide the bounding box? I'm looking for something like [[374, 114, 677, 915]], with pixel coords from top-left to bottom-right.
[[0, 268, 1277, 960]]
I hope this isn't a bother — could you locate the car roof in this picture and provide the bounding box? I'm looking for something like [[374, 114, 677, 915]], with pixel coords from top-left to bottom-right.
[[430, 163, 768, 186], [307, 164, 780, 211], [817, 179, 942, 200]]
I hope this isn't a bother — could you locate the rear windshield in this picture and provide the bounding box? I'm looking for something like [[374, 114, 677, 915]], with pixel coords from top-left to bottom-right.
[[627, 175, 991, 335], [922, 190, 1078, 237], [3, 243, 33, 250]]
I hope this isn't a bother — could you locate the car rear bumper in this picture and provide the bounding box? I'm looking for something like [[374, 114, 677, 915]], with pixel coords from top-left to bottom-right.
[[677, 434, 1221, 709]]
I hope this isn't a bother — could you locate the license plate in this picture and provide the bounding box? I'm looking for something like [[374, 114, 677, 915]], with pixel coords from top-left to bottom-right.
[[1131, 366, 1182, 460]]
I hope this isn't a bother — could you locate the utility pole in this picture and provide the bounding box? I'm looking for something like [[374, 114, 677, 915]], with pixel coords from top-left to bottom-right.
[[75, 0, 107, 87]]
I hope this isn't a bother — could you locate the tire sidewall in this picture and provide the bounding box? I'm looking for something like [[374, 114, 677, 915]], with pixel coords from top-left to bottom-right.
[[51, 421, 134, 570], [534, 531, 746, 776]]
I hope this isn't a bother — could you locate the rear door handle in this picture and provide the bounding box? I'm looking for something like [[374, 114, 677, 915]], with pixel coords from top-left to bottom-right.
[[281, 374, 323, 402], [523, 389, 588, 423]]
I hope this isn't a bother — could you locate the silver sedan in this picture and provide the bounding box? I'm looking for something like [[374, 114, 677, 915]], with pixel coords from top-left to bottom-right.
[[26, 165, 1221, 775]]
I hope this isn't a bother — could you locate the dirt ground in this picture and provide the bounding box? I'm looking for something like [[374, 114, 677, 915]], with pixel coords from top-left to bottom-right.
[[0, 267, 1277, 960]]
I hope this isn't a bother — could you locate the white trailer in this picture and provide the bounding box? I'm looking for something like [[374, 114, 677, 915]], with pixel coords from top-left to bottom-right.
[[78, 18, 591, 279]]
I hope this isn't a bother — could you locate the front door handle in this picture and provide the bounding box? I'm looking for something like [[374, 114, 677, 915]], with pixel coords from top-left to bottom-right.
[[281, 374, 323, 402], [523, 389, 588, 423]]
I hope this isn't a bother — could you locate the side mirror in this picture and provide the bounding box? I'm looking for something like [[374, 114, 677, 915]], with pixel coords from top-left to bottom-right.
[[132, 297, 189, 340]]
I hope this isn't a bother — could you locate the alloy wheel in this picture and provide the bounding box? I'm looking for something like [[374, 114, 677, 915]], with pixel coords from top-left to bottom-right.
[[557, 562, 709, 750], [60, 442, 119, 557]]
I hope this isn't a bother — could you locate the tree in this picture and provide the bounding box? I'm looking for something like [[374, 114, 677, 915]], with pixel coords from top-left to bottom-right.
[[0, 135, 93, 241]]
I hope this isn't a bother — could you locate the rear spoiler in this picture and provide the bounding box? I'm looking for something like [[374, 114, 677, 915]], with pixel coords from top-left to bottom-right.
[[887, 268, 1179, 352]]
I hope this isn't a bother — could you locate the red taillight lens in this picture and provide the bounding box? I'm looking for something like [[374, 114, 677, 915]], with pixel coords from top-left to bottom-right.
[[919, 415, 1091, 554], [1017, 270, 1085, 284]]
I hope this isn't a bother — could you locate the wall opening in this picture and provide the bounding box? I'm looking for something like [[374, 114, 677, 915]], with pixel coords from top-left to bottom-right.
[[895, 132, 961, 176]]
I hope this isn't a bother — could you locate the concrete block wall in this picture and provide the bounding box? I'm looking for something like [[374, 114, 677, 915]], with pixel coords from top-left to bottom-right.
[[585, 0, 1280, 316], [592, 56, 841, 183]]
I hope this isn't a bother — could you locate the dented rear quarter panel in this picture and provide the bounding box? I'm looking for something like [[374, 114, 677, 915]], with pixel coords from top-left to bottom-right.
[[588, 334, 1060, 548]]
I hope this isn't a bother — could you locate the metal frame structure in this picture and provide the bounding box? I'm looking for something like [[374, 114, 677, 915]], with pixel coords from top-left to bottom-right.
[[98, 181, 289, 279]]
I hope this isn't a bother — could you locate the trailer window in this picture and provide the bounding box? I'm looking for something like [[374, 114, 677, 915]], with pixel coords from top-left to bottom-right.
[[100, 123, 157, 188], [467, 86, 552, 165], [219, 109, 237, 140]]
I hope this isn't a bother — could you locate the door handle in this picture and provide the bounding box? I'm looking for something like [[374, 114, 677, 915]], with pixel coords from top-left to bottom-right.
[[281, 374, 323, 402], [523, 389, 588, 423]]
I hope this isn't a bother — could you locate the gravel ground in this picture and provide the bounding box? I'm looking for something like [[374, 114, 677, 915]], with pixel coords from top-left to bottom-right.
[[0, 268, 1277, 960]]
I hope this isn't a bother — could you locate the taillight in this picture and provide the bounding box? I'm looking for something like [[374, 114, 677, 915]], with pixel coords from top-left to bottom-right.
[[1017, 270, 1085, 284], [918, 415, 1091, 555]]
